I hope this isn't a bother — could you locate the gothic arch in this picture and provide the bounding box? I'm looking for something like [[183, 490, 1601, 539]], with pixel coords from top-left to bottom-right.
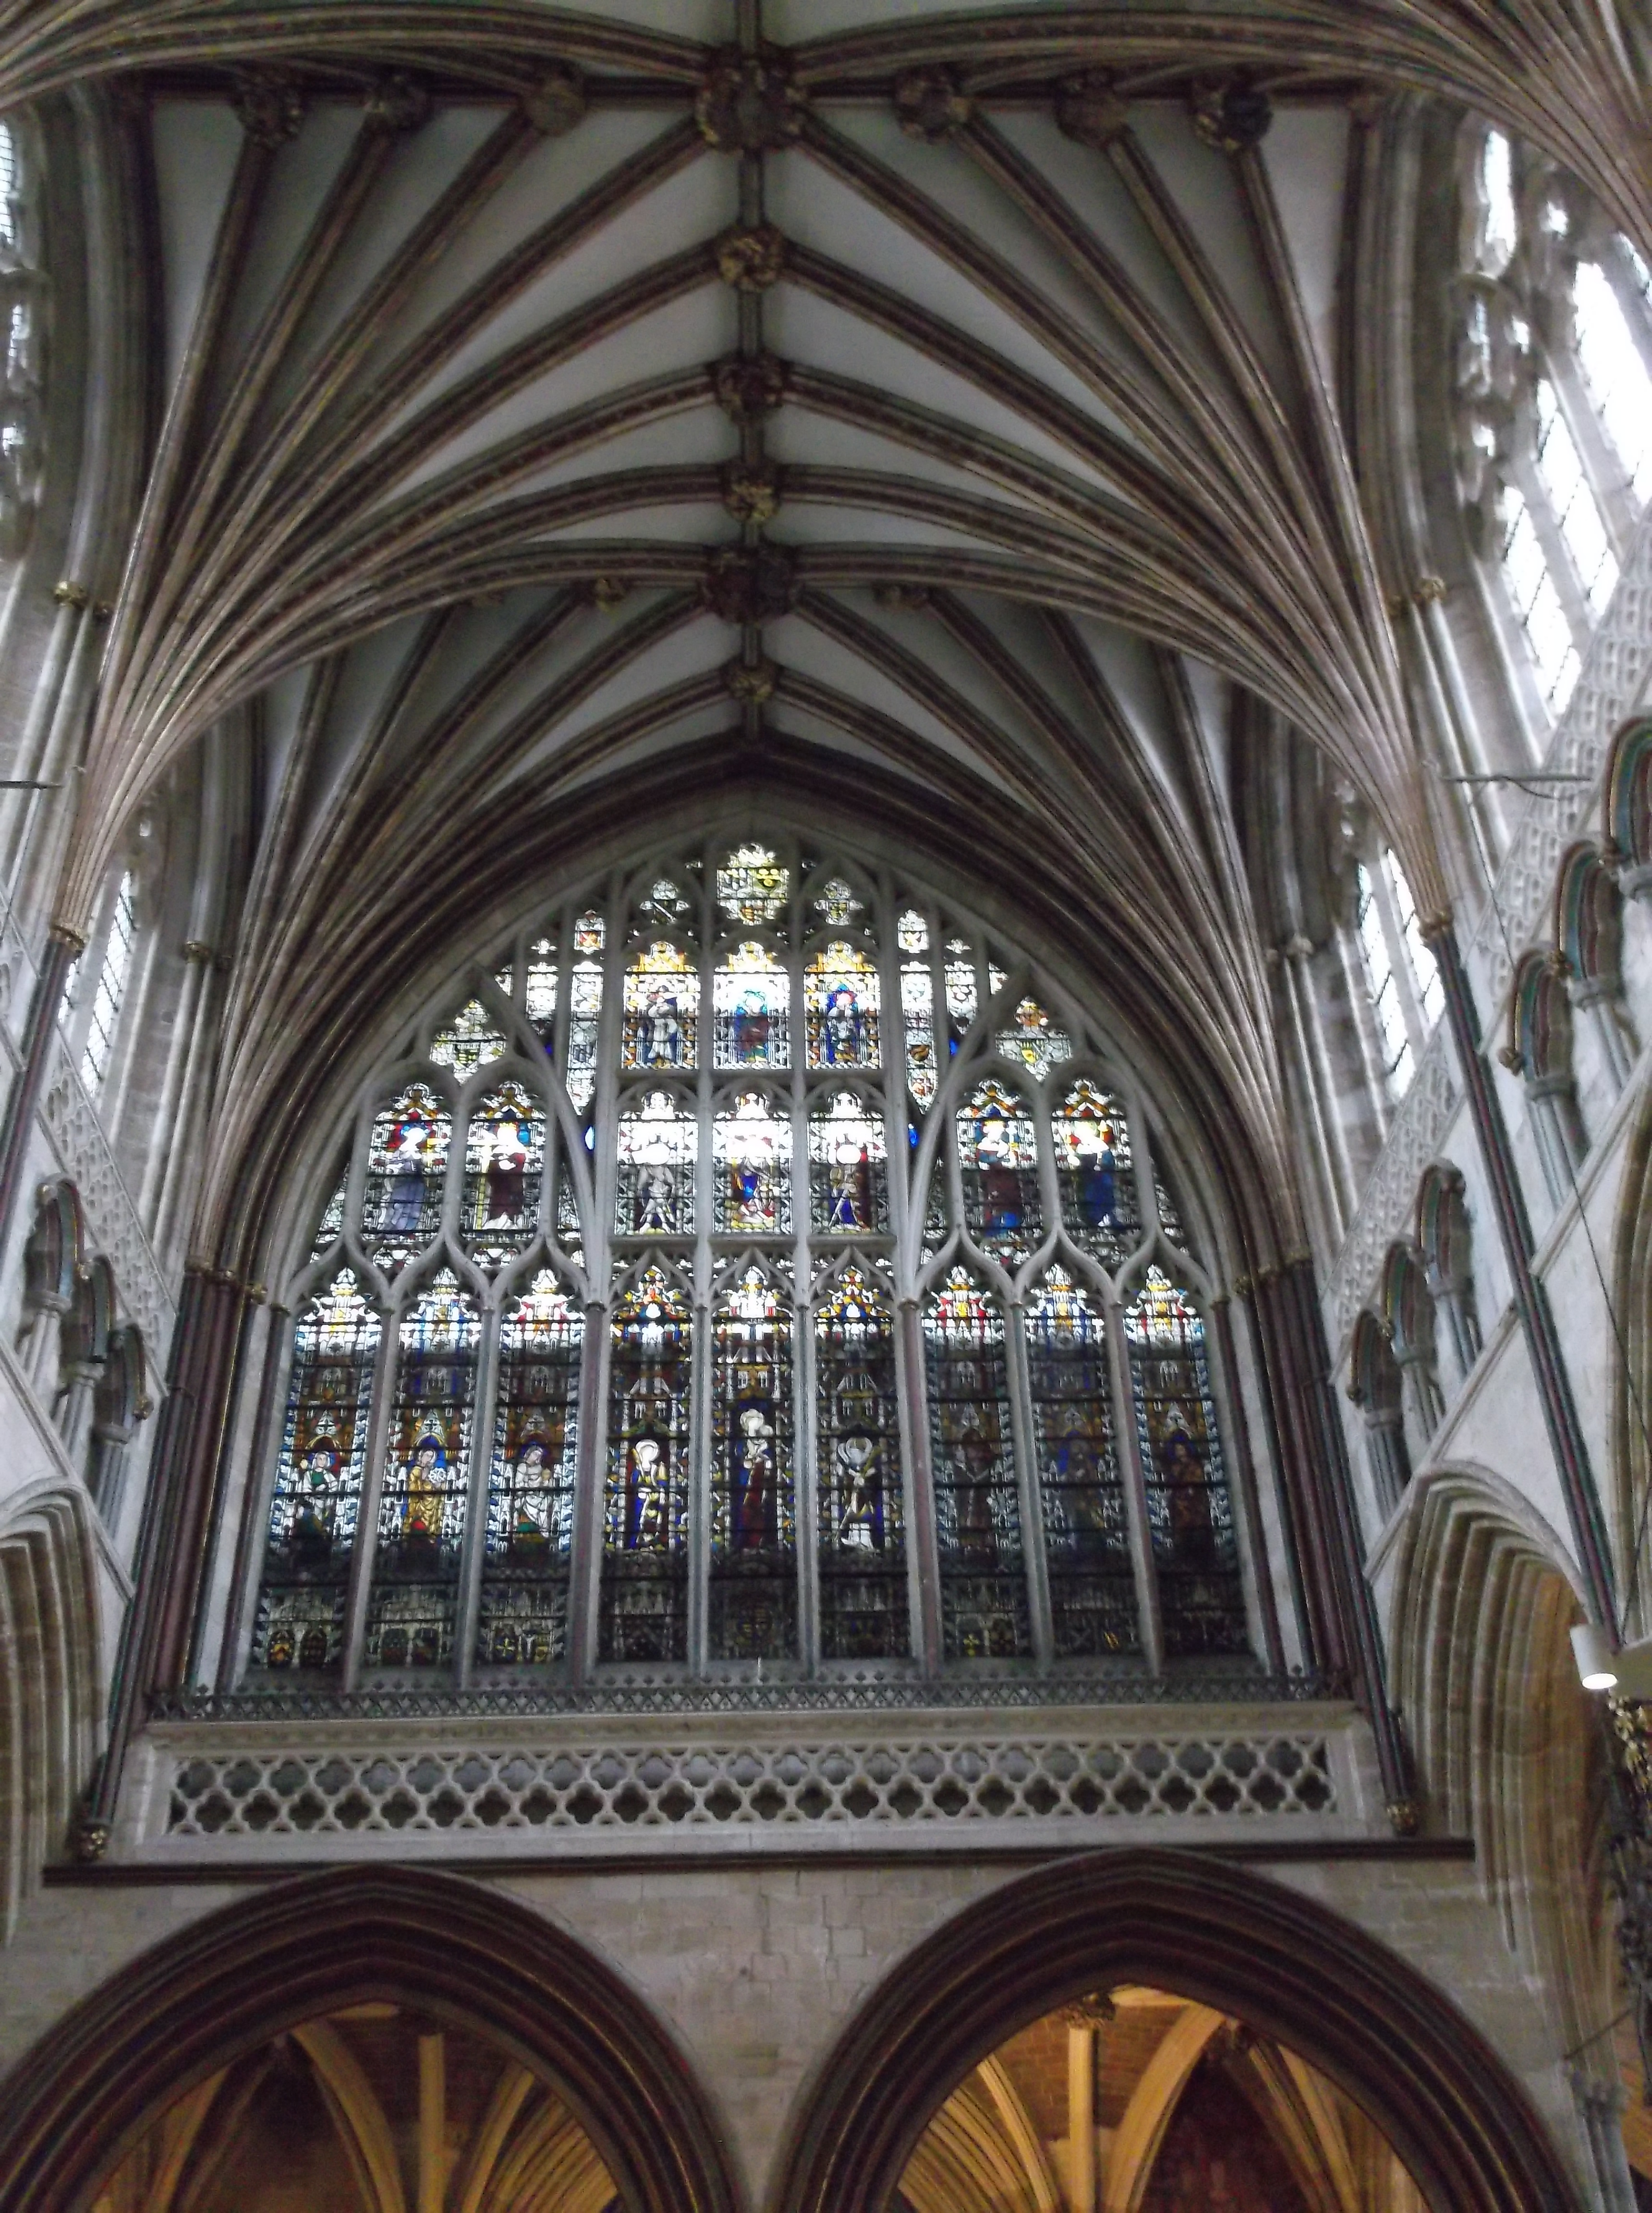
[[770, 1846, 1582, 2213], [0, 1865, 741, 2213]]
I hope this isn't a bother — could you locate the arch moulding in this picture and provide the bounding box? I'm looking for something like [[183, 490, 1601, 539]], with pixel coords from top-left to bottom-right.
[[771, 1846, 1582, 2213], [0, 1864, 743, 2213]]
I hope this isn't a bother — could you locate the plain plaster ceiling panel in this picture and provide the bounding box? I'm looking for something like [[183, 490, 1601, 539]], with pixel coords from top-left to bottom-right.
[[150, 101, 244, 399], [530, 497, 728, 545], [502, 697, 735, 797], [438, 406, 743, 516], [405, 157, 735, 413], [377, 110, 687, 354], [770, 695, 1019, 795], [802, 111, 1154, 377], [763, 287, 1130, 503], [772, 0, 1055, 35], [217, 105, 364, 391], [256, 664, 314, 832], [1261, 108, 1353, 390], [768, 405, 1027, 507], [296, 612, 430, 838], [1177, 653, 1234, 798], [765, 147, 1142, 445], [767, 609, 1017, 766], [1065, 608, 1191, 815], [1124, 105, 1300, 411], [768, 502, 1047, 563], [516, 0, 725, 38], [385, 286, 732, 498], [513, 610, 731, 750], [989, 110, 1235, 389]]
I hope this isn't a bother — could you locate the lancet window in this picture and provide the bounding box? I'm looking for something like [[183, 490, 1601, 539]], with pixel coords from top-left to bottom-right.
[[241, 837, 1256, 1688], [1355, 851, 1442, 1097], [1456, 125, 1652, 717]]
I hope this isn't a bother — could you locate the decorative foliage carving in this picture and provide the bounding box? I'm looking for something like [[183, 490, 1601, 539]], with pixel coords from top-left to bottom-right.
[[695, 49, 806, 152], [713, 352, 788, 423], [701, 543, 796, 622], [895, 67, 974, 144], [521, 63, 586, 137], [714, 221, 786, 292]]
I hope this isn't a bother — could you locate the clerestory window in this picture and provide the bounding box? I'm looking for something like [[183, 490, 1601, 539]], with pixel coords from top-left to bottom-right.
[[1356, 852, 1442, 1100], [244, 837, 1253, 1688]]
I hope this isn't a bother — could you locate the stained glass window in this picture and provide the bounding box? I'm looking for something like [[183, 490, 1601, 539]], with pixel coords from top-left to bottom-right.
[[814, 876, 863, 926], [960, 1077, 1041, 1259], [715, 942, 788, 1068], [252, 1272, 380, 1671], [567, 949, 603, 1113], [639, 877, 691, 929], [361, 1084, 449, 1270], [623, 942, 696, 1070], [709, 1266, 795, 1660], [430, 998, 504, 1075], [714, 1089, 790, 1234], [479, 1273, 582, 1666], [806, 942, 880, 1069], [364, 1272, 480, 1671], [602, 1267, 692, 1662], [526, 935, 558, 1051], [816, 1269, 906, 1658], [809, 1088, 887, 1234], [617, 1088, 695, 1235], [899, 911, 937, 1109], [1125, 1270, 1248, 1656], [945, 939, 977, 1038], [1025, 1270, 1136, 1656], [925, 1268, 1029, 1659], [717, 842, 788, 924], [310, 1169, 347, 1261], [462, 1082, 543, 1261], [1054, 1081, 1138, 1266], [995, 996, 1072, 1080], [81, 871, 137, 1092]]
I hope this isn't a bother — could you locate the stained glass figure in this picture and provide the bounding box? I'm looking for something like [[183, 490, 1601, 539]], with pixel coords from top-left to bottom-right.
[[814, 876, 863, 926], [945, 939, 977, 1038], [806, 942, 880, 1069], [924, 1268, 1030, 1658], [430, 997, 506, 1075], [809, 1089, 887, 1233], [617, 1089, 696, 1235], [573, 909, 605, 956], [897, 910, 929, 955], [309, 1168, 346, 1260], [1054, 1080, 1140, 1267], [364, 1272, 480, 1670], [816, 1269, 907, 1658], [709, 1267, 796, 1660], [1025, 1269, 1136, 1656], [959, 1077, 1041, 1259], [493, 961, 514, 1001], [901, 960, 936, 1109], [361, 1084, 449, 1268], [1124, 1269, 1247, 1656], [566, 956, 602, 1113], [526, 936, 557, 1050], [639, 877, 690, 929], [601, 1267, 692, 1662], [251, 1271, 380, 1671], [1154, 1169, 1189, 1250], [623, 941, 696, 1070], [479, 1272, 582, 1666], [714, 1090, 790, 1233], [716, 842, 788, 924], [462, 1082, 544, 1261], [996, 996, 1072, 1081], [715, 941, 789, 1068], [988, 962, 1008, 997]]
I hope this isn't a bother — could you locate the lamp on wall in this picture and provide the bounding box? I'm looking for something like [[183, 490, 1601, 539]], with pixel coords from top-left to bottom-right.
[[1572, 1623, 1652, 1693]]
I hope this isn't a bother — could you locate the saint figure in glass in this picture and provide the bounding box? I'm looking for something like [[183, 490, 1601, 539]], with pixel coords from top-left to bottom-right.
[[806, 942, 880, 1068], [1054, 1080, 1139, 1267], [959, 1076, 1041, 1259], [809, 1089, 887, 1233], [924, 1268, 1030, 1659], [709, 1267, 796, 1660], [816, 1269, 908, 1659], [601, 1267, 692, 1662], [480, 1273, 582, 1666], [715, 1091, 790, 1233], [1025, 1269, 1137, 1656]]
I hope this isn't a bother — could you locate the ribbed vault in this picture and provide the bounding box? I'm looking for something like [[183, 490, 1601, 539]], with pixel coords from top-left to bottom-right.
[[8, 0, 1642, 1263]]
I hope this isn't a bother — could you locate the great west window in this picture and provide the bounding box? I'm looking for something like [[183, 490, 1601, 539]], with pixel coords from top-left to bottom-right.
[[243, 839, 1252, 1686]]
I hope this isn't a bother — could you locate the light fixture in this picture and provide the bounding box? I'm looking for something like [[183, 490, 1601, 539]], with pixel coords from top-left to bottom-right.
[[1572, 1623, 1619, 1691]]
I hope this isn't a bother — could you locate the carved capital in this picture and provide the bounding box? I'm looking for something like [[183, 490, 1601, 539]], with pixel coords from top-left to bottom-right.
[[1413, 573, 1448, 604], [1190, 77, 1272, 154], [522, 65, 586, 137], [715, 222, 786, 292], [51, 579, 88, 610], [895, 68, 974, 143], [73, 1815, 110, 1863], [725, 657, 777, 705], [1056, 73, 1129, 150], [702, 544, 796, 624], [1057, 1991, 1116, 2027], [588, 576, 632, 611], [713, 352, 788, 423], [696, 49, 806, 152], [722, 462, 781, 525], [1385, 1797, 1420, 1837]]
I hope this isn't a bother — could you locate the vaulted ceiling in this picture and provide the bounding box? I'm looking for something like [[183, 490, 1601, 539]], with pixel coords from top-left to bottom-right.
[[9, 0, 1647, 1265]]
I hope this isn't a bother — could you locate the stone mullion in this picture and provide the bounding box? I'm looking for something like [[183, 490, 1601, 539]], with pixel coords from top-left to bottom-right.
[[1105, 1285, 1165, 1677], [1002, 1300, 1052, 1669], [691, 854, 715, 1674], [896, 1296, 941, 1673], [215, 1301, 294, 1692], [340, 1307, 401, 1694], [793, 892, 817, 1670], [568, 1300, 609, 1682], [1207, 1294, 1286, 1675], [451, 1295, 502, 1690]]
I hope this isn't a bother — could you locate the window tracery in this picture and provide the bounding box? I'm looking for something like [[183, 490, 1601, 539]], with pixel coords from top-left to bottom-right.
[[244, 836, 1254, 1686]]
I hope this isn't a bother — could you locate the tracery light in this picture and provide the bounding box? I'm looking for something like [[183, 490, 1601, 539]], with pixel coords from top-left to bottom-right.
[[1533, 377, 1618, 616], [1125, 1269, 1248, 1655], [365, 1272, 480, 1670], [709, 1266, 795, 1660], [1025, 1268, 1136, 1656], [809, 1088, 887, 1234], [1356, 865, 1415, 1093], [1500, 488, 1579, 708], [251, 1272, 379, 1671], [898, 909, 937, 1108], [1573, 258, 1652, 502], [602, 1267, 691, 1662], [816, 1268, 906, 1659], [0, 122, 15, 251], [926, 1267, 1029, 1660], [80, 871, 136, 1091], [1479, 130, 1518, 271], [251, 835, 1252, 1688], [480, 1273, 581, 1666]]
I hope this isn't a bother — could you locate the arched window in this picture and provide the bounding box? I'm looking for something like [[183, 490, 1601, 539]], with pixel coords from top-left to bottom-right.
[[1355, 851, 1442, 1097], [244, 836, 1256, 1686], [77, 870, 137, 1092]]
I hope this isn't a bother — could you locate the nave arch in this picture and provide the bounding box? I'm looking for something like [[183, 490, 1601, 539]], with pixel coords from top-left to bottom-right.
[[0, 1865, 742, 2213], [771, 1846, 1583, 2213]]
